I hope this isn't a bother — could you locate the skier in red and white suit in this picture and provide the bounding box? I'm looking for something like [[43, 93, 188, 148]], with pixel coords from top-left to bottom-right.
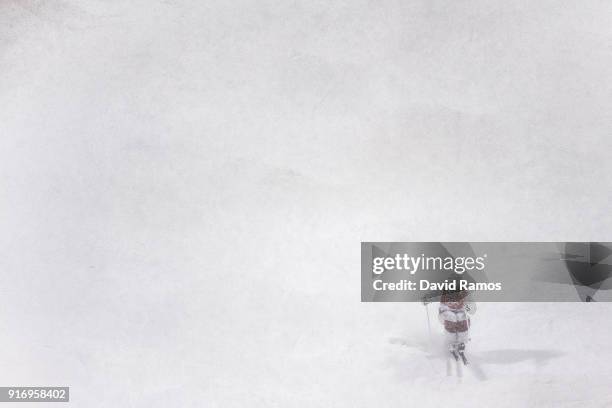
[[438, 291, 477, 352]]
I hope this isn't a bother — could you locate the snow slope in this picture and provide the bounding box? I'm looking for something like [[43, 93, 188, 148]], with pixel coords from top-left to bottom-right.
[[2, 1, 612, 407]]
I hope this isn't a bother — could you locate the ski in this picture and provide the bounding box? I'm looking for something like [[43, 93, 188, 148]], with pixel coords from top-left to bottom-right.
[[459, 351, 468, 365], [449, 350, 463, 378]]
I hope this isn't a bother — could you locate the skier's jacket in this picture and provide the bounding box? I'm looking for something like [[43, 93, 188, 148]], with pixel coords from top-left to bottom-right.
[[438, 292, 477, 333]]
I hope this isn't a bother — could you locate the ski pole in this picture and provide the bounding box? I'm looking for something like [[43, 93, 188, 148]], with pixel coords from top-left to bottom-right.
[[424, 301, 432, 344]]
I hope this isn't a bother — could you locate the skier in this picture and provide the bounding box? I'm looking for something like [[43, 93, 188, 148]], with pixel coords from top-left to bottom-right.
[[438, 289, 476, 364]]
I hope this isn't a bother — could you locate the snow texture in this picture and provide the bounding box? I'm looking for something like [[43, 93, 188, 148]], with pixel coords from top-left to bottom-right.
[[2, 1, 612, 407]]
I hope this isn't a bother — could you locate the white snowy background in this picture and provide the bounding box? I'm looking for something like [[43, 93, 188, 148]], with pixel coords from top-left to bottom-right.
[[2, 1, 612, 407]]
